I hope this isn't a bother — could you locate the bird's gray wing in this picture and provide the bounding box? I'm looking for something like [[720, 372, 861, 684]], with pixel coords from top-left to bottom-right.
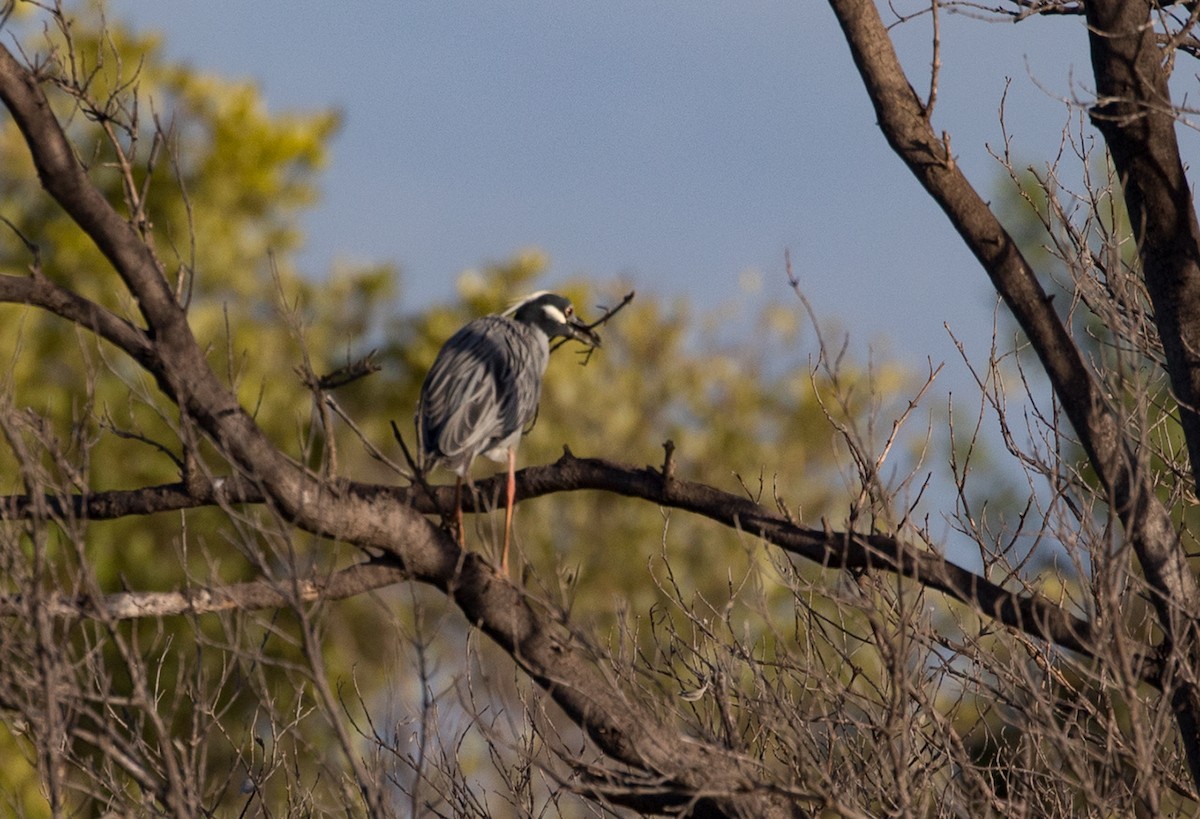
[[508, 325, 548, 433], [418, 316, 537, 472]]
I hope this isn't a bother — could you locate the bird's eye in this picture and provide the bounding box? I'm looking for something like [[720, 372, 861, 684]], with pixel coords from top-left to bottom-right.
[[564, 305, 574, 317]]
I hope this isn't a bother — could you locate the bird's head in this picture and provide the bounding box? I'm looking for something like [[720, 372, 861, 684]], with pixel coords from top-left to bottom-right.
[[505, 291, 602, 348]]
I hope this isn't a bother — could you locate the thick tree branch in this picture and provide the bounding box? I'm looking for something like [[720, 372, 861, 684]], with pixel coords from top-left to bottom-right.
[[1083, 0, 1200, 787], [827, 0, 1200, 789], [1086, 1, 1200, 487], [0, 271, 157, 370], [0, 475, 264, 520], [0, 560, 409, 619], [0, 451, 1126, 678]]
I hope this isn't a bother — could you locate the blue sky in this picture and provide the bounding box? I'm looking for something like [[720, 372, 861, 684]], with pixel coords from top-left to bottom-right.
[[105, 1, 1095, 375]]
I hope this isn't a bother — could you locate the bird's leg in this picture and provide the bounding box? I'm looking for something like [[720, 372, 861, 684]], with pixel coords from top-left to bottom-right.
[[453, 475, 465, 547], [501, 448, 516, 578]]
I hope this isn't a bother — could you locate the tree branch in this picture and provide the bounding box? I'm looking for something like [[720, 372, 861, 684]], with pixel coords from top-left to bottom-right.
[[1083, 0, 1200, 787], [0, 559, 409, 619], [0, 450, 1132, 680], [1086, 0, 1200, 488], [0, 271, 157, 370], [827, 0, 1200, 788]]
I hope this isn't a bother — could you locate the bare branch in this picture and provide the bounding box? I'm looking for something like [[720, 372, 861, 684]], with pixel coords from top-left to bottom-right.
[[0, 451, 1121, 677], [829, 0, 1200, 782], [0, 560, 409, 619], [0, 271, 156, 370]]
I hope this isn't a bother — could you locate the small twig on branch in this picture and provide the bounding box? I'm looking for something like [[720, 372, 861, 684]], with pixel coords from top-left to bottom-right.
[[925, 0, 941, 119], [550, 289, 635, 357], [297, 350, 382, 392], [99, 412, 184, 472], [584, 289, 635, 334], [294, 352, 382, 479], [321, 395, 405, 476], [391, 420, 455, 536], [0, 559, 409, 620], [0, 213, 41, 268]]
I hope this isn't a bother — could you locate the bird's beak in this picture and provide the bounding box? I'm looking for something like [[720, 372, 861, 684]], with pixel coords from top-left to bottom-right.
[[563, 316, 602, 348]]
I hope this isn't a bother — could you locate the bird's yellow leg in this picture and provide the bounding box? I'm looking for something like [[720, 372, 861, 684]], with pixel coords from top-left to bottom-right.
[[454, 475, 465, 547], [501, 448, 516, 578]]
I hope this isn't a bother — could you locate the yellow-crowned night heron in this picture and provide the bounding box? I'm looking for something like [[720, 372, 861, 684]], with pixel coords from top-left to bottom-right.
[[417, 291, 601, 575]]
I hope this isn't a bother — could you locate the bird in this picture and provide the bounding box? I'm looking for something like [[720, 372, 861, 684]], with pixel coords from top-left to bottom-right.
[[416, 291, 601, 576]]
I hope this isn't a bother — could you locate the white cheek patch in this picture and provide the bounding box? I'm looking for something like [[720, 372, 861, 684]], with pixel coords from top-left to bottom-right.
[[541, 304, 568, 324]]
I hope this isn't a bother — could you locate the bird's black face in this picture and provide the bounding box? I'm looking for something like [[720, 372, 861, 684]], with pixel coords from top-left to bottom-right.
[[511, 292, 602, 347]]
